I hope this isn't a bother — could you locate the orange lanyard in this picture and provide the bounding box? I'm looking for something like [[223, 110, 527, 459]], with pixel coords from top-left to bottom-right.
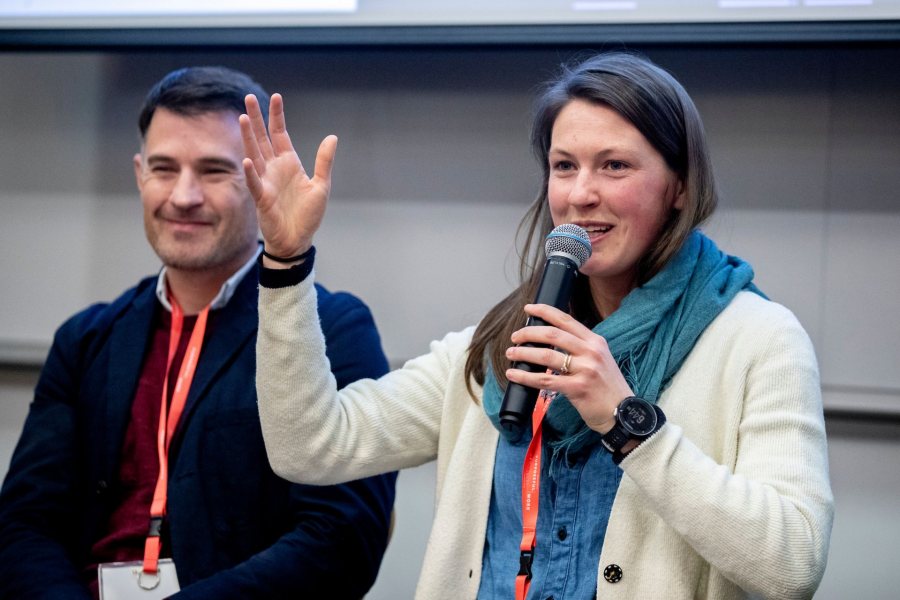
[[142, 299, 209, 575], [515, 387, 554, 600]]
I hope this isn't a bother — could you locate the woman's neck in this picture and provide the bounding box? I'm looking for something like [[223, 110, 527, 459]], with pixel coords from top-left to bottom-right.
[[588, 275, 637, 319]]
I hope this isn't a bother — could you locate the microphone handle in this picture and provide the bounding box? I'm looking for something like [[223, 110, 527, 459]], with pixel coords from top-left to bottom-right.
[[498, 348, 545, 441], [498, 255, 579, 439]]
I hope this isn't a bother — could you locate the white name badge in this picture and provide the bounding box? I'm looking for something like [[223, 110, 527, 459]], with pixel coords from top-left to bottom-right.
[[98, 558, 180, 600]]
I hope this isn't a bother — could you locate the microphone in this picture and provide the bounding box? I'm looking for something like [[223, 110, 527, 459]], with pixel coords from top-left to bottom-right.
[[498, 223, 592, 440]]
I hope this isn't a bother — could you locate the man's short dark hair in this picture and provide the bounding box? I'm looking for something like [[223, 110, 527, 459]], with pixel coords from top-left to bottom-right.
[[138, 66, 270, 138]]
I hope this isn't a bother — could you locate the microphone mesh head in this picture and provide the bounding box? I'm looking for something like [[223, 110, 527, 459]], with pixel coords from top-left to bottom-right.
[[545, 224, 592, 267]]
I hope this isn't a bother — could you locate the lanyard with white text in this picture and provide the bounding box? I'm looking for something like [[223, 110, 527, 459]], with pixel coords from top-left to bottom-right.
[[142, 299, 210, 576], [515, 386, 555, 600]]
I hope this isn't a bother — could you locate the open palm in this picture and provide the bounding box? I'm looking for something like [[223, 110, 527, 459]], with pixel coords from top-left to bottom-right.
[[241, 92, 337, 258]]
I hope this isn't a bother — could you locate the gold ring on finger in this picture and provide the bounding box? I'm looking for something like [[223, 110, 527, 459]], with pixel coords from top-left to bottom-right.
[[560, 352, 572, 375]]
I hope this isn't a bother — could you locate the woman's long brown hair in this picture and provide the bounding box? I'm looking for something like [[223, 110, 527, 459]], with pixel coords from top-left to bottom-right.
[[463, 51, 719, 400]]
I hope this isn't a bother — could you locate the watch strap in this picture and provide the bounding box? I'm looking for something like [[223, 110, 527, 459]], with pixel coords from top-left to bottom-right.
[[601, 424, 631, 454], [611, 404, 667, 465], [601, 396, 652, 454]]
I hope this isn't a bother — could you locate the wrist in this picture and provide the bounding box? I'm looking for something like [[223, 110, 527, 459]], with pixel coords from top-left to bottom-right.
[[262, 245, 314, 269], [592, 387, 636, 435], [619, 439, 641, 455], [258, 246, 316, 288], [600, 397, 666, 460], [262, 255, 301, 270], [592, 415, 616, 436], [611, 417, 663, 465]]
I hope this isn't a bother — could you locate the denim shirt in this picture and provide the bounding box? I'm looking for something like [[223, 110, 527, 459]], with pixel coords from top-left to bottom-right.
[[478, 429, 622, 600]]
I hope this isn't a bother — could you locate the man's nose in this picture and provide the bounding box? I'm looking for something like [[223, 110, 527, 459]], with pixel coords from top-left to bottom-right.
[[169, 170, 204, 209]]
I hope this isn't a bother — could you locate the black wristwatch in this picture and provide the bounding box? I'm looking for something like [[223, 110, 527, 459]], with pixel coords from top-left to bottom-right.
[[601, 396, 666, 460]]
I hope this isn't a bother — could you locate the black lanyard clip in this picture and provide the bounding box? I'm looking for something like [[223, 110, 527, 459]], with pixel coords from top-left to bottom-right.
[[518, 549, 534, 579], [147, 516, 164, 538]]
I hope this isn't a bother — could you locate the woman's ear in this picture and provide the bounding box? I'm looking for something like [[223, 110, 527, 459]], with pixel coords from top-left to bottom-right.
[[672, 178, 686, 210]]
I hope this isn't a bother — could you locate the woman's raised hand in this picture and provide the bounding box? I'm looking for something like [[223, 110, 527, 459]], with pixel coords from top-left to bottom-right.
[[241, 93, 337, 260]]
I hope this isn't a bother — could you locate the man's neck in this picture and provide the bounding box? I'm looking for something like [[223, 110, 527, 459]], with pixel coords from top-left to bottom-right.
[[164, 267, 231, 315]]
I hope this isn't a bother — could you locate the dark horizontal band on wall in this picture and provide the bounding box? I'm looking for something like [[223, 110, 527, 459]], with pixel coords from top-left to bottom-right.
[[0, 340, 49, 369], [4, 342, 899, 423], [824, 406, 900, 424], [2, 21, 900, 50]]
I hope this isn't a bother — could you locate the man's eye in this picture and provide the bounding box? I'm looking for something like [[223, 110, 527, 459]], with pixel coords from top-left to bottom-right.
[[202, 172, 235, 185], [202, 167, 236, 179]]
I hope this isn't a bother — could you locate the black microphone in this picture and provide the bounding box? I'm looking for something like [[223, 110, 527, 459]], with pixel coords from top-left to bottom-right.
[[498, 223, 592, 440]]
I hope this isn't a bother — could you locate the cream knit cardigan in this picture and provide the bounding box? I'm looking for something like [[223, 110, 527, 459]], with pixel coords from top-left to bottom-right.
[[257, 275, 833, 600]]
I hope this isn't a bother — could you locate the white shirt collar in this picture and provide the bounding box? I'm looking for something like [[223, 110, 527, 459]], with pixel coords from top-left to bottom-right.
[[155, 244, 262, 313]]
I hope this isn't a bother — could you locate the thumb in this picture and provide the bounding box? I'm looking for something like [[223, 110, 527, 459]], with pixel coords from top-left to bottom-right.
[[313, 135, 338, 185]]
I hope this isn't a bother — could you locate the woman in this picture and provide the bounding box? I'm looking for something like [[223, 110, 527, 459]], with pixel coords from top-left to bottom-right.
[[241, 52, 833, 599]]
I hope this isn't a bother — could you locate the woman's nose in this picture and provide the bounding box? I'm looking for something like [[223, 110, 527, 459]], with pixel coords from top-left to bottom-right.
[[568, 170, 600, 208]]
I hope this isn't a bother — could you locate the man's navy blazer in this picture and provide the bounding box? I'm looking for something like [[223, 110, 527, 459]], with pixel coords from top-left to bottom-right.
[[0, 263, 396, 599]]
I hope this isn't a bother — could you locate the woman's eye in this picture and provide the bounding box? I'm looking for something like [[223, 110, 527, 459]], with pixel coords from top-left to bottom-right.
[[606, 160, 627, 171], [552, 160, 575, 172]]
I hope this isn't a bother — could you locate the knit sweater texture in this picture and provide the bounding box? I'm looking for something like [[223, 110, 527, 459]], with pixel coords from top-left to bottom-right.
[[257, 274, 833, 600]]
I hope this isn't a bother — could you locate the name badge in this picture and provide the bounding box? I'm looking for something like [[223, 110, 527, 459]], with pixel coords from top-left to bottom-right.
[[98, 558, 180, 600]]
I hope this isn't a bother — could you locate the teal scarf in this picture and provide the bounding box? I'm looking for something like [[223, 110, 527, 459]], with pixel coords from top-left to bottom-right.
[[482, 230, 764, 457]]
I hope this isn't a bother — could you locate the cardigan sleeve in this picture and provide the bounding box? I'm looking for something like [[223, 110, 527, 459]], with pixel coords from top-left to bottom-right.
[[173, 284, 397, 599], [257, 272, 470, 485], [618, 294, 834, 599]]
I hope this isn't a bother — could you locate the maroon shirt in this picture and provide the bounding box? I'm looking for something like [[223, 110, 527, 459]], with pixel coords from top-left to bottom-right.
[[86, 311, 197, 596]]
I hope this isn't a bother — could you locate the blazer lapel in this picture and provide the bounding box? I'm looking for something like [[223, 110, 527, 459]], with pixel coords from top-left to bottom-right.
[[101, 283, 158, 476]]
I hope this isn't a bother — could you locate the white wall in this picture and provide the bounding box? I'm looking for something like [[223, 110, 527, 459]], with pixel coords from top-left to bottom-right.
[[1, 46, 899, 598]]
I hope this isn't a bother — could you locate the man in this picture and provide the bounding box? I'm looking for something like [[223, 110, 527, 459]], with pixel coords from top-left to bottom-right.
[[0, 66, 395, 599]]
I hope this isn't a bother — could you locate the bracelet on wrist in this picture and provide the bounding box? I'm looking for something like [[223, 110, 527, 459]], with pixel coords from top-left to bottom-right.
[[258, 246, 316, 289], [262, 246, 315, 264]]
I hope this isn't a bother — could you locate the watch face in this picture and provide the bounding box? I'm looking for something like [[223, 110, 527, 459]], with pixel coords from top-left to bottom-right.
[[617, 397, 657, 436]]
